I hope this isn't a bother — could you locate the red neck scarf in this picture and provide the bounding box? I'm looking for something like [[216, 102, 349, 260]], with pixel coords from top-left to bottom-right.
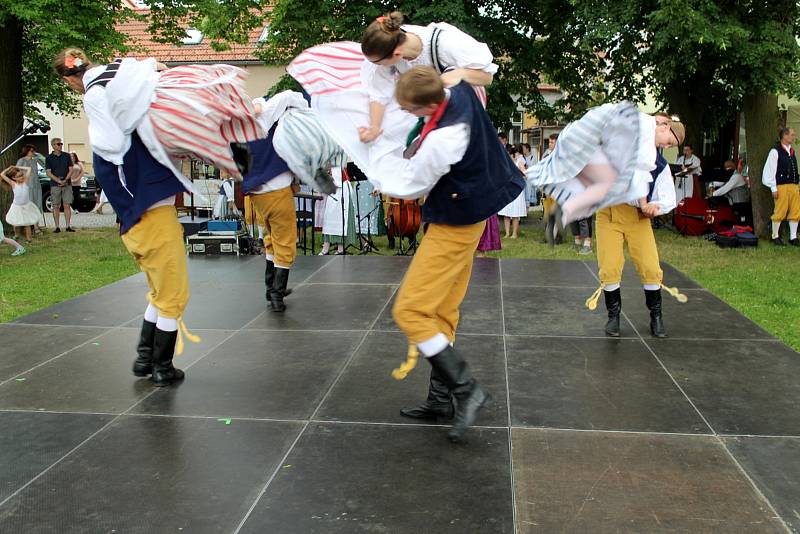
[[418, 98, 449, 146]]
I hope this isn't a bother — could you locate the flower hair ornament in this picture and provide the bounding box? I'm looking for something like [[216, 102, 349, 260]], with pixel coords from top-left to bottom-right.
[[65, 56, 84, 70], [376, 16, 385, 22]]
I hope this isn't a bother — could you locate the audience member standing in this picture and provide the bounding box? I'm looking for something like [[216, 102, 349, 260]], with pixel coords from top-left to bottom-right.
[[762, 127, 799, 246], [541, 134, 563, 244], [570, 216, 593, 255], [45, 138, 74, 233], [16, 144, 43, 235], [522, 142, 539, 206], [68, 152, 84, 215], [498, 145, 528, 239]]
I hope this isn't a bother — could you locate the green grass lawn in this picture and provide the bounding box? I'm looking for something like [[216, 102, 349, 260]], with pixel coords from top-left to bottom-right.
[[2, 215, 798, 352], [0, 228, 139, 322]]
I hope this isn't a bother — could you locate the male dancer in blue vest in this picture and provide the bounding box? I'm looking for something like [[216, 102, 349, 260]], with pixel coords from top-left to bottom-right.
[[592, 115, 682, 338], [762, 127, 800, 246], [93, 133, 193, 386], [368, 66, 525, 442], [246, 94, 301, 312]]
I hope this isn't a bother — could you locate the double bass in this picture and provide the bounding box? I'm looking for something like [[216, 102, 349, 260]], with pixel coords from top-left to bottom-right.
[[673, 168, 738, 235], [384, 196, 422, 254]]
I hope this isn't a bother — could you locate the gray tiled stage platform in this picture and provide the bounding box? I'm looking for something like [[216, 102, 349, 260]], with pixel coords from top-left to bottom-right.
[[1, 256, 797, 533]]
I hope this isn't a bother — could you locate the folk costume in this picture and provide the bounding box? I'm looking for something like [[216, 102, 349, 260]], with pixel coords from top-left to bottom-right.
[[369, 82, 525, 441], [82, 62, 203, 386], [527, 102, 655, 224], [761, 143, 800, 245], [586, 151, 686, 338], [287, 22, 494, 185], [675, 152, 702, 202], [213, 177, 237, 219], [246, 91, 345, 311], [82, 58, 261, 182]]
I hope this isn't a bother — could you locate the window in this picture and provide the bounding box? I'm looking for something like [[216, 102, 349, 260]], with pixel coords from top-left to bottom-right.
[[181, 29, 203, 45]]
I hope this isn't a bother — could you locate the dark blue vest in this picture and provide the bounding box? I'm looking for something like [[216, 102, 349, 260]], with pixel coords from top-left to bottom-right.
[[647, 152, 668, 201], [92, 131, 186, 235], [421, 83, 525, 225], [774, 143, 799, 185], [242, 124, 291, 194]]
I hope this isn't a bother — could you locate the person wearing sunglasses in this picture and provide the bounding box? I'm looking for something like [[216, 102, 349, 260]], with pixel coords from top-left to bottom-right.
[[45, 138, 75, 233]]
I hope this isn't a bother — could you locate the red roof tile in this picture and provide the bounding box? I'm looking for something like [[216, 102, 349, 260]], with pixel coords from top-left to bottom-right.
[[117, 12, 267, 64]]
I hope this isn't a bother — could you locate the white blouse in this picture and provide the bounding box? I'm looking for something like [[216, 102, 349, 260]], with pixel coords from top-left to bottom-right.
[[363, 22, 498, 105], [83, 58, 159, 165]]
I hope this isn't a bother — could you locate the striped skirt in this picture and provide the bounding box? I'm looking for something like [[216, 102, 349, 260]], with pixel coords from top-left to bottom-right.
[[273, 107, 346, 195], [149, 65, 262, 178], [527, 102, 649, 213]]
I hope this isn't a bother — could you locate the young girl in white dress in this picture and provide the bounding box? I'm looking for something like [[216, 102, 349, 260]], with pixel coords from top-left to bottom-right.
[[2, 165, 43, 244], [498, 145, 529, 238]]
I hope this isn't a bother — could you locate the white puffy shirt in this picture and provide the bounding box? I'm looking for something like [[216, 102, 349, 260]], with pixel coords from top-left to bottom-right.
[[82, 58, 159, 165]]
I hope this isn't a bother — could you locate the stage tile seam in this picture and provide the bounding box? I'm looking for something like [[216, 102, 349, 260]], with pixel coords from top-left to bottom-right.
[[231, 284, 401, 534], [498, 259, 519, 534], [8, 408, 800, 441], [0, 259, 338, 514]]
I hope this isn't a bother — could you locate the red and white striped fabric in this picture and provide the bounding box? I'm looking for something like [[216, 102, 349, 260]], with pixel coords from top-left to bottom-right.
[[288, 41, 487, 107], [287, 42, 365, 97], [149, 64, 262, 178]]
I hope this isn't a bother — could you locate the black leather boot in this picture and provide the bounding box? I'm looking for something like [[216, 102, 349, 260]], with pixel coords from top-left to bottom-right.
[[645, 288, 666, 338], [604, 288, 621, 337], [265, 260, 291, 305], [269, 267, 290, 312], [400, 367, 454, 419], [151, 328, 185, 387], [229, 142, 252, 177], [428, 346, 490, 442], [132, 319, 156, 377]]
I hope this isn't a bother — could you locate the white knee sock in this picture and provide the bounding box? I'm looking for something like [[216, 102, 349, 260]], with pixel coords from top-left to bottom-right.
[[156, 316, 178, 332], [790, 221, 798, 240], [417, 333, 450, 357], [144, 303, 159, 323], [258, 227, 264, 239], [773, 222, 781, 239]]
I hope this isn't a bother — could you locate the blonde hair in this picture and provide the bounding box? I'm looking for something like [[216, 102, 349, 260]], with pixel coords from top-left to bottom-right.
[[395, 66, 445, 108], [361, 11, 407, 60], [670, 121, 686, 145], [53, 48, 91, 77]]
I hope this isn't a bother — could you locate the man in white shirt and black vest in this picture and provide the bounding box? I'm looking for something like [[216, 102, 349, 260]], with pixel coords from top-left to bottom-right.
[[761, 127, 799, 246], [368, 66, 525, 442]]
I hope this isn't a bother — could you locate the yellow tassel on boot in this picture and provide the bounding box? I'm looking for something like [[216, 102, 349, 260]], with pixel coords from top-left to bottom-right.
[[175, 318, 202, 356], [392, 344, 419, 380]]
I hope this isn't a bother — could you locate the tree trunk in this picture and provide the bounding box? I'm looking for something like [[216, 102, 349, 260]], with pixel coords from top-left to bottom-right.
[[743, 91, 780, 238], [0, 15, 24, 234]]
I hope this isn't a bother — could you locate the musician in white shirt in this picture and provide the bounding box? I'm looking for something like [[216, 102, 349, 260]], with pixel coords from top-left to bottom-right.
[[675, 144, 702, 201]]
